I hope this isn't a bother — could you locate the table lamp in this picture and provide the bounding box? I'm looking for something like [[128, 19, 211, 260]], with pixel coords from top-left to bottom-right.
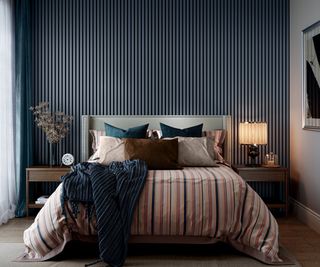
[[239, 122, 268, 166]]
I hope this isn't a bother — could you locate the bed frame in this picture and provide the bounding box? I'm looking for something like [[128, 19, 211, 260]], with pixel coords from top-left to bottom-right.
[[81, 115, 232, 163], [81, 115, 232, 244]]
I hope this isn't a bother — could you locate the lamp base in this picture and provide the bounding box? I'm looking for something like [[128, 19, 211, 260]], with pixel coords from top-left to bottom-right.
[[248, 144, 259, 159], [247, 145, 260, 167]]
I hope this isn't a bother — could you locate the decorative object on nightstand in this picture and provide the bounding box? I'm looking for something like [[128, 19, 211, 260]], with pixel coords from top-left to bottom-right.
[[35, 195, 49, 205], [239, 121, 268, 166], [30, 102, 73, 167], [232, 164, 288, 216], [61, 153, 75, 167], [263, 152, 280, 168], [26, 166, 70, 216]]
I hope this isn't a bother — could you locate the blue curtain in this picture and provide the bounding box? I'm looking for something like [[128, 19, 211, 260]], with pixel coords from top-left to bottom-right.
[[15, 0, 33, 217]]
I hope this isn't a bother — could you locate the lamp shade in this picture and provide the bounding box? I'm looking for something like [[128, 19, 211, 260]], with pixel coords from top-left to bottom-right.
[[239, 122, 268, 145]]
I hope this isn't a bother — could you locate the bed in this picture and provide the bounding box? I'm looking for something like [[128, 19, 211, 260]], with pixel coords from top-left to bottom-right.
[[18, 115, 283, 265]]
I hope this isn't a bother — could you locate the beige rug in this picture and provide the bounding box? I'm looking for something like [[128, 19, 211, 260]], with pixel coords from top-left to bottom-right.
[[1, 242, 301, 267]]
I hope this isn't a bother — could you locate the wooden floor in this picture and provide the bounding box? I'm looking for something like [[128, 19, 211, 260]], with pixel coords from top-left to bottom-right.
[[0, 216, 320, 266], [277, 217, 320, 267]]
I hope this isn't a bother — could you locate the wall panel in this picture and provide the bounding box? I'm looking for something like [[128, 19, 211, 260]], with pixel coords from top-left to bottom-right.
[[30, 0, 289, 166]]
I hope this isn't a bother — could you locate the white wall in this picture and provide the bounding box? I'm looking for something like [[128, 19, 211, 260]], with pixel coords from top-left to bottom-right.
[[290, 0, 320, 216]]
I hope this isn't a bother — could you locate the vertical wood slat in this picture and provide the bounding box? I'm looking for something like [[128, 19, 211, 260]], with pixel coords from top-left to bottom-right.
[[30, 0, 289, 168]]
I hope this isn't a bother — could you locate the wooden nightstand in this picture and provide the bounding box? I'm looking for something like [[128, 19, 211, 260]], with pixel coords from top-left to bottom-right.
[[232, 165, 289, 216], [26, 166, 71, 216]]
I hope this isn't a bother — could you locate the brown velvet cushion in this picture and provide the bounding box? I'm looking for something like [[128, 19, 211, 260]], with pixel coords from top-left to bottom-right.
[[124, 138, 180, 170]]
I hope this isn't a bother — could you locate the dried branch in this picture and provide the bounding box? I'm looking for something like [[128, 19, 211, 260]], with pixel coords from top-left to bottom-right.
[[30, 102, 73, 144]]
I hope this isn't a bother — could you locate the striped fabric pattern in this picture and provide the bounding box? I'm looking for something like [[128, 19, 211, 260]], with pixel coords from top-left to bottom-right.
[[131, 166, 279, 262], [20, 165, 281, 264], [90, 161, 148, 267], [202, 130, 227, 161]]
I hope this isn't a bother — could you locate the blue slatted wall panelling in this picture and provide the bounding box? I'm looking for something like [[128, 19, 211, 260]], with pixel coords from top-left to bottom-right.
[[30, 0, 289, 168]]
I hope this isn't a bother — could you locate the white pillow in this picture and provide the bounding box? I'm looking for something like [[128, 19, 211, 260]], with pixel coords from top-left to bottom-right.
[[172, 137, 219, 167]]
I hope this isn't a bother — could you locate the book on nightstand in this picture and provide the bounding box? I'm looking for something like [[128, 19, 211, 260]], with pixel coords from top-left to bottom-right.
[[35, 195, 49, 205]]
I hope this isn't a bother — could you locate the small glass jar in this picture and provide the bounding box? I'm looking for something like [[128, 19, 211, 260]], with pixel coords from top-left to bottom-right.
[[264, 152, 279, 166]]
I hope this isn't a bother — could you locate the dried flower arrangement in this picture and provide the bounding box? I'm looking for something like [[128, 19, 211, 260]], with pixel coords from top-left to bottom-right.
[[30, 102, 73, 144]]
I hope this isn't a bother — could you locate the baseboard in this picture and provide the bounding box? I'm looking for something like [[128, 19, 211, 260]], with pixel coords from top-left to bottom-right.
[[290, 197, 320, 234]]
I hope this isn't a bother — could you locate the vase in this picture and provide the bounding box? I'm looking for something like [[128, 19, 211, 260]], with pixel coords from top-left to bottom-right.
[[49, 142, 57, 167]]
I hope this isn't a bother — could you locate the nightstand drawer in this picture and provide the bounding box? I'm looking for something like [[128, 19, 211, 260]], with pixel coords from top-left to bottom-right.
[[238, 170, 286, 182], [28, 170, 66, 182]]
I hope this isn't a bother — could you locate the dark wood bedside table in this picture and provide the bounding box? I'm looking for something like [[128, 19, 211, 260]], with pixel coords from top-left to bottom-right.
[[26, 166, 71, 216], [232, 165, 289, 216]]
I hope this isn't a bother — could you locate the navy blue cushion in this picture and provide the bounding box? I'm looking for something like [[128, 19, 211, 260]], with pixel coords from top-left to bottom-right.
[[105, 123, 149, 138], [160, 123, 203, 138]]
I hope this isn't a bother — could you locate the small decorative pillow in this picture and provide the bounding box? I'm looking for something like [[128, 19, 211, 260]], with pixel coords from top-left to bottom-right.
[[96, 136, 126, 165], [177, 137, 219, 167], [105, 123, 149, 138], [160, 123, 203, 138], [124, 138, 180, 169], [147, 129, 161, 140], [202, 130, 227, 161]]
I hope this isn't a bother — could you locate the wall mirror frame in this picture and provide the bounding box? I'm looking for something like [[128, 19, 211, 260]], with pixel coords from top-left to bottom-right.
[[302, 20, 320, 131]]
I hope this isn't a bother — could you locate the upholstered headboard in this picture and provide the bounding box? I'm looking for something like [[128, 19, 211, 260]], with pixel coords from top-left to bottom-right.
[[81, 115, 232, 163]]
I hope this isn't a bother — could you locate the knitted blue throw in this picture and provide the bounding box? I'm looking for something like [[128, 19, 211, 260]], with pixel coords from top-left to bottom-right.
[[61, 160, 148, 267]]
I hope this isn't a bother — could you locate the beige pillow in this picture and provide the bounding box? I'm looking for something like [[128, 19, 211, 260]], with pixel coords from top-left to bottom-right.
[[89, 129, 159, 154], [176, 137, 218, 167], [95, 136, 126, 165]]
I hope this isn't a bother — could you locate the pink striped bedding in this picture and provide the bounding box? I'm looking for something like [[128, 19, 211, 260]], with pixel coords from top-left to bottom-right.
[[18, 165, 282, 264]]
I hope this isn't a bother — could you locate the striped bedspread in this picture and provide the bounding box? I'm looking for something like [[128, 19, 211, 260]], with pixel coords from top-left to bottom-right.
[[18, 165, 282, 264]]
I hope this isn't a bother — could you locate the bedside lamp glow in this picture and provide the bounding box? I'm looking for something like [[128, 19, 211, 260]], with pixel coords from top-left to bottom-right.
[[239, 122, 267, 166]]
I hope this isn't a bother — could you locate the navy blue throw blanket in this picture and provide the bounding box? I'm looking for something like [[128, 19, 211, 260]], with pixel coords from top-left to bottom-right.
[[61, 160, 148, 267]]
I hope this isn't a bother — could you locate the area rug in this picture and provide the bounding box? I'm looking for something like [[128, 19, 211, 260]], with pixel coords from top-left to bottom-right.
[[2, 242, 301, 267]]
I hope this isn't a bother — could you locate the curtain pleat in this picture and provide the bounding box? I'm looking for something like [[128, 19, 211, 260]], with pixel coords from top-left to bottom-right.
[[15, 0, 33, 217], [0, 0, 16, 225]]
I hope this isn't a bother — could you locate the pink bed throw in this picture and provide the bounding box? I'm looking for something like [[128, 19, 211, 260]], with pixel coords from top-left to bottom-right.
[[18, 165, 282, 264]]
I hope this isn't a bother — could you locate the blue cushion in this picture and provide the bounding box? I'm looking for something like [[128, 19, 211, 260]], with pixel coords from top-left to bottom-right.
[[160, 123, 203, 138], [105, 123, 149, 138]]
